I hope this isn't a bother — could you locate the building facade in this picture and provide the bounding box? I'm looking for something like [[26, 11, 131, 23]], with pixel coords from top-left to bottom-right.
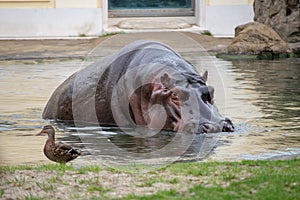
[[0, 0, 254, 38]]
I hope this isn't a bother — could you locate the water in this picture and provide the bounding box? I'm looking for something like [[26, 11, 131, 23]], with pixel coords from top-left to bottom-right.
[[215, 58, 300, 161], [0, 55, 299, 166]]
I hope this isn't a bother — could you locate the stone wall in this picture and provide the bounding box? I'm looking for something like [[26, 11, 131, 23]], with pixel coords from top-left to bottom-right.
[[254, 0, 300, 43]]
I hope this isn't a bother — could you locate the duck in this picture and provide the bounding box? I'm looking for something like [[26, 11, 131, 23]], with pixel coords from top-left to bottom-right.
[[37, 125, 80, 164]]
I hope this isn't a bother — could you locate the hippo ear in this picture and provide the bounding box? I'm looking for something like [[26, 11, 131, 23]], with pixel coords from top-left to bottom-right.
[[160, 73, 174, 88], [202, 71, 208, 83]]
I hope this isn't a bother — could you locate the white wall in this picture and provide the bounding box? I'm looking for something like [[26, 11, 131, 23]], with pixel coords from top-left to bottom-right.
[[0, 8, 102, 38], [0, 0, 254, 38], [56, 0, 98, 8], [207, 0, 251, 6], [203, 5, 254, 37]]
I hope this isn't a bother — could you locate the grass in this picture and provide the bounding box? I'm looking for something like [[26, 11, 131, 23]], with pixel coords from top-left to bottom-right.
[[122, 189, 180, 200], [78, 33, 86, 37], [87, 185, 106, 193], [35, 181, 55, 192], [77, 165, 101, 174], [101, 32, 124, 37], [4, 175, 26, 187], [0, 163, 103, 173], [1, 159, 299, 199], [24, 194, 43, 200], [119, 159, 300, 200], [0, 189, 4, 198], [201, 30, 213, 36], [136, 176, 163, 187]]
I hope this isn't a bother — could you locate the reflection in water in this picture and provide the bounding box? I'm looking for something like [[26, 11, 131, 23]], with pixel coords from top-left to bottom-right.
[[0, 57, 300, 166], [54, 123, 216, 166], [232, 59, 299, 124], [210, 58, 300, 161]]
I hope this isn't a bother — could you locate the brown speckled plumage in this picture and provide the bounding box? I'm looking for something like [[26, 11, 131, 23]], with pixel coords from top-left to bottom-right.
[[37, 125, 80, 164]]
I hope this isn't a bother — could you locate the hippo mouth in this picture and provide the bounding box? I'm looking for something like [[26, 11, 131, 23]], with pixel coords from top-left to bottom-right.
[[198, 118, 234, 133]]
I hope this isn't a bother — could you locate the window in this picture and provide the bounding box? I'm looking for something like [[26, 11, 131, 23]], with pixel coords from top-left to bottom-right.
[[108, 0, 195, 17]]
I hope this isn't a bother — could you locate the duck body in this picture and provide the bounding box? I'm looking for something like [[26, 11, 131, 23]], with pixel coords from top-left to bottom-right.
[[37, 125, 80, 164]]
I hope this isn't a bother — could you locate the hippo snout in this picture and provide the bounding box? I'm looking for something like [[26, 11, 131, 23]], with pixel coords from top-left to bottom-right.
[[186, 117, 234, 134], [221, 118, 234, 132]]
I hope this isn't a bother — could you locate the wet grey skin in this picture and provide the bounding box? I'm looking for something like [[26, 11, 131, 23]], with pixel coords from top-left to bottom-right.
[[42, 40, 234, 134]]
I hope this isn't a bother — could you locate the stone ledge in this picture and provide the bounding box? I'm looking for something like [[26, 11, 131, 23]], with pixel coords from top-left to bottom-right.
[[117, 19, 192, 30]]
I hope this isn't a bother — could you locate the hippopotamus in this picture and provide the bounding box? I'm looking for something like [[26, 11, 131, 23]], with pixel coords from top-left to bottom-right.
[[43, 40, 234, 134]]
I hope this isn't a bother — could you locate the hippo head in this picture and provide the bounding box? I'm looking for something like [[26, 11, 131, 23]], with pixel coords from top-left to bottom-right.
[[183, 71, 234, 133], [128, 70, 234, 134]]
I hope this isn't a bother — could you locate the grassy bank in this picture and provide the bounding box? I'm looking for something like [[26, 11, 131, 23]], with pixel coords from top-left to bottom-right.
[[1, 159, 299, 199]]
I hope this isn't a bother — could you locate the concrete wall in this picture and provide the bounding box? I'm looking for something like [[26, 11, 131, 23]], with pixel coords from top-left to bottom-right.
[[204, 4, 254, 37], [199, 0, 254, 37], [0, 0, 253, 38], [56, 0, 101, 8], [0, 0, 102, 8], [206, 0, 254, 6], [0, 8, 102, 38], [0, 0, 54, 8]]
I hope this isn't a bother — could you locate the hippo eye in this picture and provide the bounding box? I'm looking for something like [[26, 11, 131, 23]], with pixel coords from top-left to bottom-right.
[[202, 93, 212, 104], [200, 86, 211, 104], [201, 94, 208, 103]]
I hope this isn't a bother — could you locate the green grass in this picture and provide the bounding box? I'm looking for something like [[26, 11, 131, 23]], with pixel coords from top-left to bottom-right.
[[78, 33, 86, 37], [101, 32, 124, 37], [0, 189, 4, 198], [0, 164, 106, 174], [185, 173, 299, 200], [122, 189, 180, 200], [119, 159, 300, 200], [87, 185, 106, 193], [24, 195, 44, 200], [35, 181, 55, 192], [167, 177, 179, 184], [1, 159, 299, 199], [136, 177, 162, 187], [4, 175, 26, 187], [201, 30, 213, 36], [0, 163, 73, 172], [77, 165, 102, 174]]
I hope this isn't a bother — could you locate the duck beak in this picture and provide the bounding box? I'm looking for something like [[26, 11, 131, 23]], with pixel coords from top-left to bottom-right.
[[36, 131, 45, 136]]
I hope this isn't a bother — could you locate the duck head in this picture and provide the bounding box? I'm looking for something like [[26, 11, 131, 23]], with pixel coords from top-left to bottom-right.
[[36, 125, 55, 138]]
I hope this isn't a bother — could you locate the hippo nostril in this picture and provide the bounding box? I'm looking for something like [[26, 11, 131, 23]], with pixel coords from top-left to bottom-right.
[[195, 123, 210, 134], [222, 118, 234, 132]]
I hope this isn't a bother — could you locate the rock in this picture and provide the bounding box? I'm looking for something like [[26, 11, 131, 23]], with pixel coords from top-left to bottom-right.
[[254, 0, 300, 43], [288, 42, 300, 54], [226, 22, 290, 55]]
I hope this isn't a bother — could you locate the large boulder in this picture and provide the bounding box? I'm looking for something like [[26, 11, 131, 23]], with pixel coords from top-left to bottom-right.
[[226, 22, 290, 55], [254, 0, 300, 43]]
